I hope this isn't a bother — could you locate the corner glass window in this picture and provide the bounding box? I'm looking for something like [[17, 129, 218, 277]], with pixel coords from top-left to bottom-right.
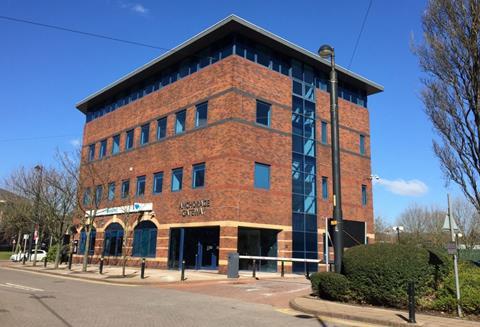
[[195, 102, 208, 128], [140, 123, 149, 145], [125, 129, 134, 150], [254, 162, 270, 189], [112, 134, 120, 154], [157, 117, 167, 140], [171, 168, 183, 192], [192, 163, 205, 188], [256, 100, 271, 127], [136, 176, 146, 197], [175, 110, 186, 134]]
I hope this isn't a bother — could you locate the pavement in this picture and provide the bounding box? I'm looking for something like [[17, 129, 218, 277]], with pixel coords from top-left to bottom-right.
[[290, 296, 480, 327]]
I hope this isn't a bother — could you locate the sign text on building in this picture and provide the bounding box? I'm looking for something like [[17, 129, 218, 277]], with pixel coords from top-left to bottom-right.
[[179, 199, 211, 217]]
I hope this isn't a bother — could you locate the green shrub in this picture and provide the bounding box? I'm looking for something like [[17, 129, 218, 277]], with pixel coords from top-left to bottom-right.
[[310, 272, 351, 302], [431, 262, 480, 315], [46, 245, 59, 262], [342, 243, 446, 308]]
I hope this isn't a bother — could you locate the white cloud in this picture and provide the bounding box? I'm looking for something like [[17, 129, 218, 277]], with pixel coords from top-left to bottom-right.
[[69, 139, 81, 147], [373, 178, 428, 196], [120, 2, 149, 15]]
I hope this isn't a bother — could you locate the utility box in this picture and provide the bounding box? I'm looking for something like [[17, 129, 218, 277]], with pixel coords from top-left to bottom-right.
[[227, 252, 239, 278]]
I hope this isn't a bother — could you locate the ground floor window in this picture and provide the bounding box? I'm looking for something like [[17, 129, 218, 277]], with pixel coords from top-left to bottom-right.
[[238, 227, 278, 272], [103, 223, 124, 257], [132, 221, 157, 257], [79, 227, 96, 255]]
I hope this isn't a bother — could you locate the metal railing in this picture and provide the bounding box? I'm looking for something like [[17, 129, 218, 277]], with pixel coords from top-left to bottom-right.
[[238, 255, 323, 279]]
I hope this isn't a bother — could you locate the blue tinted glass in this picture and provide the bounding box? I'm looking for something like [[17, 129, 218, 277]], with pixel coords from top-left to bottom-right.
[[360, 134, 366, 155], [321, 121, 328, 144], [192, 163, 205, 188], [304, 100, 315, 118], [292, 60, 302, 80], [88, 144, 95, 161], [304, 174, 316, 197], [141, 124, 149, 145], [112, 135, 120, 154], [362, 185, 367, 205], [292, 194, 304, 213], [175, 110, 186, 134], [292, 214, 305, 231], [304, 138, 315, 157], [153, 172, 163, 194], [108, 183, 115, 201], [292, 153, 303, 172], [292, 135, 303, 154], [305, 215, 317, 232], [304, 118, 315, 139], [254, 163, 270, 189], [304, 196, 316, 214], [171, 168, 183, 191], [126, 130, 134, 150], [292, 114, 303, 136], [99, 140, 107, 158], [95, 185, 103, 204], [195, 102, 208, 127], [136, 176, 146, 197], [256, 101, 271, 126], [322, 177, 328, 199], [121, 180, 129, 198], [293, 81, 302, 96], [83, 188, 91, 206], [304, 157, 315, 175], [157, 117, 167, 139], [292, 171, 304, 194]]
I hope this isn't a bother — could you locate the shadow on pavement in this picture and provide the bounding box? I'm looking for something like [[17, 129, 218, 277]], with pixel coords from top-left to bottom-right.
[[30, 294, 72, 327]]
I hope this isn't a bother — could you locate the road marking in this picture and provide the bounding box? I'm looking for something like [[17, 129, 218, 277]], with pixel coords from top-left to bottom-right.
[[0, 283, 44, 292], [0, 267, 137, 287]]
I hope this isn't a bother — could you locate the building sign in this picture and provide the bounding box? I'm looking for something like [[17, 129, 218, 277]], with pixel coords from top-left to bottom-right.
[[86, 203, 153, 217], [179, 199, 211, 217]]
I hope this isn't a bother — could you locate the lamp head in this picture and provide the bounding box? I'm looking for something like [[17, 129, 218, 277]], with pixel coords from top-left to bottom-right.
[[318, 44, 334, 58]]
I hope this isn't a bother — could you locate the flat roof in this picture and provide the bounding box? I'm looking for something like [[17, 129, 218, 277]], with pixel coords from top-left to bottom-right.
[[76, 15, 383, 113]]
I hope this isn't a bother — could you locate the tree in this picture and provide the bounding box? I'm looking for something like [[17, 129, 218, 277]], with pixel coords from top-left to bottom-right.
[[415, 0, 480, 213], [374, 215, 393, 243], [451, 196, 480, 248], [0, 190, 33, 254]]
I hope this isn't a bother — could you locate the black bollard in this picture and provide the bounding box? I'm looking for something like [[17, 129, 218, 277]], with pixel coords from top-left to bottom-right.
[[281, 261, 285, 277], [408, 281, 416, 323], [195, 254, 199, 270], [181, 260, 186, 281], [22, 253, 26, 265], [305, 262, 310, 280], [68, 252, 73, 270], [99, 257, 104, 274], [252, 259, 256, 278], [43, 256, 47, 268], [140, 258, 146, 279]]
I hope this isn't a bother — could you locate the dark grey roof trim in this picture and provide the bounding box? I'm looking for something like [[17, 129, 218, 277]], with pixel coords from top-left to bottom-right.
[[76, 15, 383, 112]]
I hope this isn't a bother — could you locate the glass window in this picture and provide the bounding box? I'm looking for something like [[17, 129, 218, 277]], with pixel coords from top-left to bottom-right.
[[125, 129, 134, 150], [78, 228, 96, 255], [112, 134, 120, 154], [136, 176, 146, 197], [103, 223, 123, 257], [321, 121, 328, 144], [99, 140, 107, 159], [254, 162, 270, 189], [83, 188, 91, 206], [157, 117, 167, 140], [95, 185, 103, 205], [132, 221, 157, 258], [108, 182, 115, 201], [140, 123, 149, 145], [153, 172, 163, 194], [195, 102, 208, 128], [171, 168, 183, 192], [256, 100, 271, 127], [175, 110, 186, 134], [88, 144, 95, 161], [362, 185, 367, 206], [360, 134, 366, 155], [192, 163, 205, 188], [121, 180, 130, 199], [322, 177, 328, 200]]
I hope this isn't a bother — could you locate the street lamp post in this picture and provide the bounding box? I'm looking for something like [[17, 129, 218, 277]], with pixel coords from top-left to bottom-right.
[[318, 45, 343, 273]]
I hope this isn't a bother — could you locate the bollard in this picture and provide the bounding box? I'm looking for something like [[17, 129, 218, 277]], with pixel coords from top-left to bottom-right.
[[22, 253, 26, 265], [181, 260, 186, 281], [99, 257, 104, 274], [281, 261, 285, 277], [252, 259, 257, 278], [68, 252, 73, 270], [195, 254, 199, 270], [408, 281, 416, 323], [305, 263, 310, 280], [43, 256, 47, 268], [140, 258, 146, 279]]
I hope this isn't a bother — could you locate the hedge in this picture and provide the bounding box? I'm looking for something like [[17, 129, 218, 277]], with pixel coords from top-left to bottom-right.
[[310, 272, 351, 302]]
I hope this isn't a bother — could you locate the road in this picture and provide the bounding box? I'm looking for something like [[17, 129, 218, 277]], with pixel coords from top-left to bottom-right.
[[0, 267, 371, 326]]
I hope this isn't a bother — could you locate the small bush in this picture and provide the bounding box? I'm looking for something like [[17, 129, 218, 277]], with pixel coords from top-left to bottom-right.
[[342, 243, 443, 308], [310, 272, 351, 302], [46, 245, 59, 262], [431, 262, 480, 315]]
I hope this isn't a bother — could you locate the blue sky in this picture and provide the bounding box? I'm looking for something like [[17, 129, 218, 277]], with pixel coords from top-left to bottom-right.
[[0, 0, 461, 223]]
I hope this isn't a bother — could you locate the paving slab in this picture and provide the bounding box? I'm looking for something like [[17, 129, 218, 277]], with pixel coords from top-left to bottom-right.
[[290, 296, 480, 327]]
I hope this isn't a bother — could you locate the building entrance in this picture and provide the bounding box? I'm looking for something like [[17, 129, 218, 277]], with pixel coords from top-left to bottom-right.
[[238, 227, 279, 272], [168, 226, 219, 270]]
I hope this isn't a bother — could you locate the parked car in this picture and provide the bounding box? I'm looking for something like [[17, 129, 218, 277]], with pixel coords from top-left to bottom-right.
[[10, 250, 47, 262]]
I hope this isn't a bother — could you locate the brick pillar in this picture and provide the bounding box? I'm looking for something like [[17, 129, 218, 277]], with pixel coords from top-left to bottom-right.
[[218, 226, 238, 274], [277, 229, 292, 273], [156, 228, 169, 269]]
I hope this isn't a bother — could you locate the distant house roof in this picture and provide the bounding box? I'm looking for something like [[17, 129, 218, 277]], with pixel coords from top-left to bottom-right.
[[76, 15, 383, 114]]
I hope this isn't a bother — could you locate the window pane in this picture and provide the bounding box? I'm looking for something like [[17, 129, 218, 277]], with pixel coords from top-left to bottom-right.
[[360, 135, 366, 155], [292, 114, 303, 136], [256, 100, 271, 126], [321, 121, 328, 144], [99, 140, 107, 159], [292, 171, 304, 194], [112, 135, 120, 154], [153, 172, 163, 194], [171, 168, 183, 191], [121, 180, 129, 198], [292, 194, 304, 213], [136, 176, 146, 197], [322, 177, 328, 199], [292, 96, 303, 115], [304, 196, 316, 214], [362, 185, 367, 205], [108, 183, 115, 201], [254, 163, 270, 189], [195, 102, 208, 128], [175, 110, 186, 134], [141, 124, 149, 145], [192, 163, 205, 188], [126, 130, 134, 150], [88, 144, 95, 161], [157, 117, 167, 140], [304, 138, 315, 157]]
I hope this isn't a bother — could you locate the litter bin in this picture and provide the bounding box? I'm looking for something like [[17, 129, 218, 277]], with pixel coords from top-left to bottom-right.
[[227, 252, 239, 278]]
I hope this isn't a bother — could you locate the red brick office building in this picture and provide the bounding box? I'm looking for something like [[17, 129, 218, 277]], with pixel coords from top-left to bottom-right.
[[74, 15, 382, 273]]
